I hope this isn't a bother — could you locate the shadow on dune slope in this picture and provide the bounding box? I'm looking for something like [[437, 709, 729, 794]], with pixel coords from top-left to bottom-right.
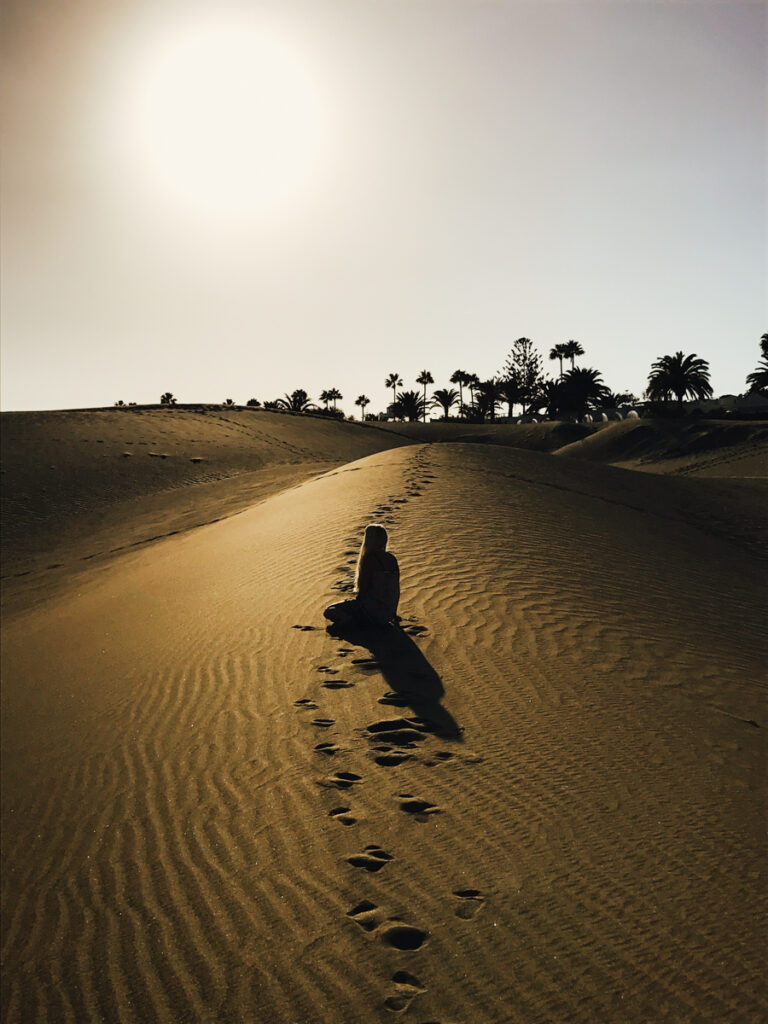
[[554, 418, 768, 470], [327, 621, 461, 740]]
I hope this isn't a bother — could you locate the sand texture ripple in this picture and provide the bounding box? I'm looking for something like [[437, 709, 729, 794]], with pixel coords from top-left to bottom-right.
[[2, 440, 766, 1023]]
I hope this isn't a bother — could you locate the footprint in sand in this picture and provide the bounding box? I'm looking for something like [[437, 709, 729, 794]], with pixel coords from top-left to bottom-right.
[[347, 899, 382, 932], [311, 717, 335, 729], [329, 806, 357, 826], [378, 921, 429, 951], [346, 903, 428, 952], [294, 698, 319, 710], [373, 749, 416, 767], [452, 889, 486, 920], [318, 771, 362, 790], [322, 680, 354, 689], [346, 845, 394, 872], [384, 971, 426, 1014], [352, 657, 380, 671], [317, 665, 339, 674], [292, 624, 317, 631], [314, 742, 339, 757], [365, 717, 433, 746], [378, 692, 414, 707], [398, 794, 440, 819], [422, 751, 456, 767]]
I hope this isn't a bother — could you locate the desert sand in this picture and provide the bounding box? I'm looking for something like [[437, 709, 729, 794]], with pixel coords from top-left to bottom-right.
[[2, 409, 766, 1023]]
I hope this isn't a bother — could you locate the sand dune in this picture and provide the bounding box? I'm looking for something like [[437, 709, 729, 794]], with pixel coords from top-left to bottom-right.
[[379, 417, 768, 478], [553, 417, 768, 477], [375, 419, 595, 452], [1, 407, 408, 612], [4, 411, 762, 613], [2, 429, 766, 1023]]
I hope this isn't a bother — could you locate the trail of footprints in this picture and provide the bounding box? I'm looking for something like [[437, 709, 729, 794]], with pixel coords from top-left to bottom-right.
[[291, 449, 484, 1018]]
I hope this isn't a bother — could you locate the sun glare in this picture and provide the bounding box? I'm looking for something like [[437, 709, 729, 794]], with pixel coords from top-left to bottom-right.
[[121, 11, 331, 221]]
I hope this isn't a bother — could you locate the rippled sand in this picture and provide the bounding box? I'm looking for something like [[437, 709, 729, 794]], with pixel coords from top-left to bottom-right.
[[2, 411, 766, 1023]]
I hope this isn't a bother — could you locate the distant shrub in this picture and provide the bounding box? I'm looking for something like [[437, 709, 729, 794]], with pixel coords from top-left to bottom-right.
[[223, 398, 235, 406], [246, 398, 261, 407], [160, 392, 177, 406]]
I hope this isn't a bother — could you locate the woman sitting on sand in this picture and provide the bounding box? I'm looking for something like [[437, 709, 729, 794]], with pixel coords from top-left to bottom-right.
[[324, 524, 400, 628]]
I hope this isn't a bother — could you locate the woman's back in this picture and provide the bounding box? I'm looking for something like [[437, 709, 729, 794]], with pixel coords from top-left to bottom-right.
[[323, 523, 399, 629], [358, 550, 400, 624]]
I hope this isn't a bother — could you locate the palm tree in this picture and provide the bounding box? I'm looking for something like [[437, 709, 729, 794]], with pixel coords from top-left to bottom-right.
[[395, 389, 427, 422], [326, 388, 342, 411], [160, 392, 177, 405], [557, 368, 610, 417], [431, 387, 459, 419], [562, 340, 584, 370], [465, 373, 480, 407], [475, 379, 503, 421], [549, 344, 568, 379], [498, 372, 525, 418], [647, 351, 713, 412], [276, 389, 316, 412], [600, 389, 638, 408], [385, 373, 403, 413], [416, 370, 434, 422], [355, 394, 371, 419], [450, 370, 468, 412], [319, 389, 330, 409], [540, 379, 565, 419], [746, 334, 768, 395]]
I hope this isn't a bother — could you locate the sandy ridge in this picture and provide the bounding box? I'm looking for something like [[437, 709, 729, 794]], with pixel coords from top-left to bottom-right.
[[0, 408, 411, 614]]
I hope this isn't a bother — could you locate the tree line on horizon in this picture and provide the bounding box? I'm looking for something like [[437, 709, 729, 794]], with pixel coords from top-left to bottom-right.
[[119, 334, 768, 420]]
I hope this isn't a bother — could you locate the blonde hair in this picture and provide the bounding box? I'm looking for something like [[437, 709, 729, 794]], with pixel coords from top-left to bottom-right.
[[354, 524, 388, 591]]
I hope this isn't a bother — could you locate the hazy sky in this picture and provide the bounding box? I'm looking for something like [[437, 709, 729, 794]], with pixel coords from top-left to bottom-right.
[[1, 0, 765, 413]]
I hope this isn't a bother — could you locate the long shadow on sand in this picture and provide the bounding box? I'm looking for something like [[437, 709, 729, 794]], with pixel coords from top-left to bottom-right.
[[327, 621, 462, 740]]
